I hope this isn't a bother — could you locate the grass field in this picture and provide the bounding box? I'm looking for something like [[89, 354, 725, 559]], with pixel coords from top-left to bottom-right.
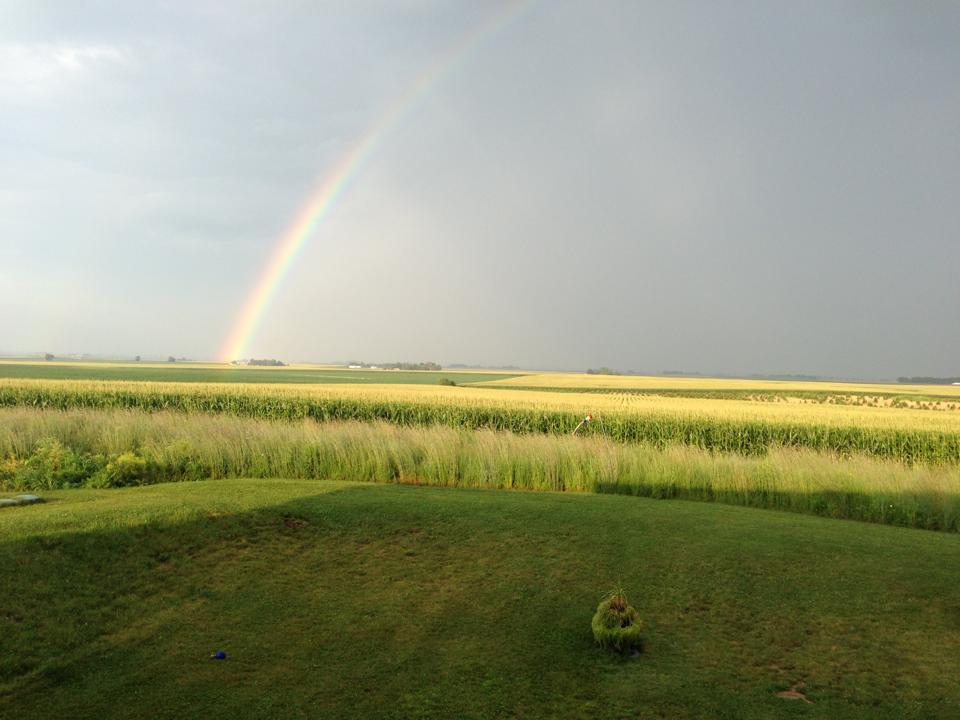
[[482, 375, 960, 411], [0, 361, 517, 386], [485, 372, 960, 398], [5, 362, 960, 404], [3, 365, 958, 717], [2, 408, 958, 530], [2, 480, 958, 719]]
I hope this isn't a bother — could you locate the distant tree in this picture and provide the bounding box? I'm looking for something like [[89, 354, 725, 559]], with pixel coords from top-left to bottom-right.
[[365, 361, 444, 371], [167, 356, 176, 363], [586, 367, 619, 375], [44, 353, 55, 361], [346, 361, 441, 371], [248, 359, 287, 367], [134, 355, 141, 362], [385, 361, 442, 371]]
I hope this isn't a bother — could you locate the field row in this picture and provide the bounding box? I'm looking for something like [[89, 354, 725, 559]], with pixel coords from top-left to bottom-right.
[[2, 380, 959, 464], [492, 385, 960, 410], [0, 361, 516, 386], [7, 362, 960, 402], [2, 408, 958, 531], [485, 372, 960, 397]]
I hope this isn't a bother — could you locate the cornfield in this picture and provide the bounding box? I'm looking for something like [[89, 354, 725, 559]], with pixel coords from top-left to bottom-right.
[[484, 372, 960, 397], [2, 379, 959, 464]]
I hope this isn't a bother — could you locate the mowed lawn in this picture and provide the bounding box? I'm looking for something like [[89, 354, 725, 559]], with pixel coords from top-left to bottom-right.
[[2, 481, 959, 719]]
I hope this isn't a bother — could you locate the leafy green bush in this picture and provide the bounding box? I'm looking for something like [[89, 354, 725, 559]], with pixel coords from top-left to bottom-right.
[[591, 585, 643, 653], [437, 378, 457, 386], [89, 452, 153, 488], [0, 456, 18, 489], [156, 439, 208, 482], [5, 439, 106, 490]]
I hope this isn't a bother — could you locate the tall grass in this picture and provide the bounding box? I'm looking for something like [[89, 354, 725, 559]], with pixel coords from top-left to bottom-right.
[[2, 408, 958, 531], [1, 379, 958, 464]]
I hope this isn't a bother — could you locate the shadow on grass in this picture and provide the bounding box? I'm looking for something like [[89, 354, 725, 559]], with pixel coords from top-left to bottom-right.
[[2, 482, 960, 720], [1, 485, 635, 719]]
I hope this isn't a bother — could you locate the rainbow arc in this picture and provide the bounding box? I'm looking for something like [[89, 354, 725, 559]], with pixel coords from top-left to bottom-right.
[[219, 1, 534, 362]]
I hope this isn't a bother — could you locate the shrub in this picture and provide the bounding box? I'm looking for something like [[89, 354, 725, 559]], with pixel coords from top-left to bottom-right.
[[437, 378, 457, 386], [592, 585, 643, 653], [9, 439, 105, 490], [0, 457, 18, 489], [89, 452, 152, 488]]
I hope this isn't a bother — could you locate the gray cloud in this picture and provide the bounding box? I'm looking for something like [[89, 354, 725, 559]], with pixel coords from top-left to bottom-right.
[[1, 1, 958, 377]]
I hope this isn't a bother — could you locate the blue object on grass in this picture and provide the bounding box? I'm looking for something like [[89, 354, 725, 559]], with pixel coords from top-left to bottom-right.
[[211, 651, 227, 660]]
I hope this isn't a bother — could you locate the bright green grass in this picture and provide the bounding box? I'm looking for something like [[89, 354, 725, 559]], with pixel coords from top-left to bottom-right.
[[0, 363, 515, 386], [2, 480, 958, 719]]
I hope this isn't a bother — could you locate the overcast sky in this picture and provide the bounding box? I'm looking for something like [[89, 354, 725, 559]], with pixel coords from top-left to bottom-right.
[[2, 1, 958, 378]]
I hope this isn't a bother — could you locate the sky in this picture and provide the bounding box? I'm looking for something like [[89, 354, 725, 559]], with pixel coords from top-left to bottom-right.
[[1, 1, 958, 378]]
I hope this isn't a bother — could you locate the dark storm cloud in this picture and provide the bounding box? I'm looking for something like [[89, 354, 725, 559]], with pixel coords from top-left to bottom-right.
[[2, 1, 958, 377]]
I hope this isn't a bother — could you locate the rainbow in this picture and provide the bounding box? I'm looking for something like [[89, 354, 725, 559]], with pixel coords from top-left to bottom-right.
[[219, 1, 535, 362]]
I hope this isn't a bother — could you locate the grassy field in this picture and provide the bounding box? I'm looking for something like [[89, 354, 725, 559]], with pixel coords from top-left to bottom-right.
[[6, 378, 960, 433], [482, 375, 960, 411], [485, 372, 960, 398], [3, 379, 959, 464], [2, 408, 959, 530], [5, 362, 960, 403], [489, 386, 960, 412], [3, 367, 958, 717], [0, 361, 517, 386], [2, 479, 958, 719]]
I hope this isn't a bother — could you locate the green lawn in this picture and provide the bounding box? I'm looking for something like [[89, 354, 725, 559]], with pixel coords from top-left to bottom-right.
[[2, 481, 958, 719], [0, 363, 516, 385]]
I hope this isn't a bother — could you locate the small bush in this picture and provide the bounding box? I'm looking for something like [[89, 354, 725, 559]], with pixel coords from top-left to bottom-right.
[[0, 457, 18, 489], [89, 452, 152, 488], [437, 378, 457, 387], [592, 585, 643, 653], [9, 439, 105, 490]]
